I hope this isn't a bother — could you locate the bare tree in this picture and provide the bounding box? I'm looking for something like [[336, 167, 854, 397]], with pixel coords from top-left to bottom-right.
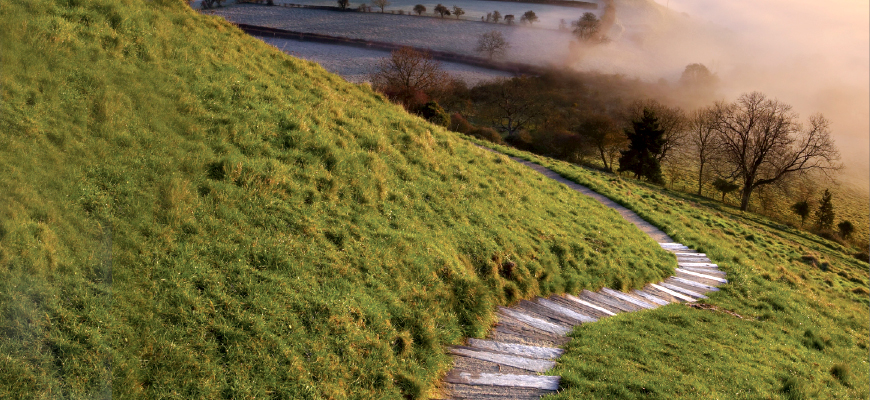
[[687, 107, 720, 196], [434, 3, 449, 17], [370, 47, 448, 108], [475, 77, 542, 138], [371, 0, 390, 12], [413, 4, 425, 14], [710, 92, 842, 211], [572, 113, 626, 172], [452, 5, 464, 19], [475, 31, 510, 60]]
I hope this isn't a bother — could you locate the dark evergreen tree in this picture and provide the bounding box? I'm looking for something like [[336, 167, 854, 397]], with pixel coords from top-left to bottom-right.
[[618, 108, 665, 184], [814, 189, 835, 231]]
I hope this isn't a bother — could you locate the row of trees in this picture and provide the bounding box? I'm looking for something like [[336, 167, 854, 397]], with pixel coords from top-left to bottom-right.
[[368, 48, 846, 240]]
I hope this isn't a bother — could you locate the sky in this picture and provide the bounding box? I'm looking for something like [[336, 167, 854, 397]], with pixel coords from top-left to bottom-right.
[[654, 0, 870, 187]]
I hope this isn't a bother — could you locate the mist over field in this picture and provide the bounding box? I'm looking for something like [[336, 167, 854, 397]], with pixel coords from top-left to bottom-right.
[[558, 0, 869, 186]]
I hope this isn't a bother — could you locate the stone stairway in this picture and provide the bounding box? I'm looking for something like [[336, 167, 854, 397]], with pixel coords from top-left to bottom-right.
[[436, 155, 727, 399]]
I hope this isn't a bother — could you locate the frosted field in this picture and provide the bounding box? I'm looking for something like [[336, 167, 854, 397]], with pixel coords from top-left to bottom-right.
[[207, 4, 576, 66], [272, 0, 602, 28], [260, 36, 513, 83]]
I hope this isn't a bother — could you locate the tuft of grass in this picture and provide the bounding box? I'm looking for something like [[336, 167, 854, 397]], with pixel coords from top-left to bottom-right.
[[780, 376, 807, 400]]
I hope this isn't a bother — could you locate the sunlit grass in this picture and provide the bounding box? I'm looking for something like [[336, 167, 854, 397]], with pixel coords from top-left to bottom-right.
[[0, 0, 675, 398]]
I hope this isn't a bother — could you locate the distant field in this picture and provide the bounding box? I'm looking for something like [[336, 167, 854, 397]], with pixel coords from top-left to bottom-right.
[[206, 4, 575, 65], [270, 0, 601, 27], [259, 36, 512, 83]]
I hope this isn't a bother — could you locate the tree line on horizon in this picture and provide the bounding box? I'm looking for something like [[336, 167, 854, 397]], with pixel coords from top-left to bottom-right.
[[368, 47, 863, 251]]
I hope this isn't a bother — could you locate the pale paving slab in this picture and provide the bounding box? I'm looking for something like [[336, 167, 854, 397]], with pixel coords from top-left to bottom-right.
[[445, 372, 561, 390], [564, 294, 618, 316], [466, 338, 564, 360], [600, 287, 657, 309], [676, 268, 728, 282], [499, 307, 572, 336], [535, 298, 598, 323], [449, 347, 556, 372]]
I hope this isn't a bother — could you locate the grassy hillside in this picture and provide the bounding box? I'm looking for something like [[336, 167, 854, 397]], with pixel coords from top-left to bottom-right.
[[471, 140, 869, 399], [0, 0, 676, 398]]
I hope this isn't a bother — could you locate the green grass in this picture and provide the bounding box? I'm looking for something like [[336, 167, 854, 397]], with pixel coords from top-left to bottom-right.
[[0, 0, 676, 398], [470, 140, 869, 399]]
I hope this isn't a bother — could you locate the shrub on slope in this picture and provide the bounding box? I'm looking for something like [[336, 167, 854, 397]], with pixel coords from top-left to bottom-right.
[[0, 0, 674, 398]]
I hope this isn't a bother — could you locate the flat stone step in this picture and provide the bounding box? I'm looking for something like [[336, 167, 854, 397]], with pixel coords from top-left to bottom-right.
[[498, 307, 572, 336], [488, 326, 564, 348], [444, 372, 560, 391], [647, 283, 696, 302], [676, 268, 728, 282], [676, 256, 712, 263], [444, 383, 555, 400], [547, 295, 613, 319], [581, 290, 641, 312], [466, 338, 563, 360], [667, 276, 720, 292], [449, 346, 555, 372], [673, 271, 724, 287], [600, 288, 657, 309], [493, 316, 566, 345], [564, 294, 618, 316], [678, 262, 718, 268], [451, 353, 537, 376], [534, 298, 598, 323], [515, 300, 582, 327], [632, 289, 673, 305], [674, 252, 707, 257], [658, 282, 709, 299]]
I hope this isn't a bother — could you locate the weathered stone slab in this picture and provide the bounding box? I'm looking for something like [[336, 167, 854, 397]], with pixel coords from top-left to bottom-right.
[[498, 307, 571, 336], [564, 294, 618, 316], [648, 283, 696, 302], [659, 282, 708, 299], [600, 288, 657, 309], [676, 268, 728, 282], [632, 289, 673, 305], [444, 372, 560, 391], [466, 338, 564, 360], [449, 347, 555, 372], [534, 298, 598, 323]]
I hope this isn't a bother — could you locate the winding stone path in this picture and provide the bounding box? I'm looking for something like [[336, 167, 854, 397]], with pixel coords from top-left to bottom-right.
[[436, 154, 727, 399]]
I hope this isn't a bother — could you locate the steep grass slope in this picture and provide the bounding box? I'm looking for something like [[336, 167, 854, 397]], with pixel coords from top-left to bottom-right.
[[0, 0, 675, 398], [471, 141, 869, 399]]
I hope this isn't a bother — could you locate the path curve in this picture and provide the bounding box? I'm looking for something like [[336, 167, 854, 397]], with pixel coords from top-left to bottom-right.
[[435, 152, 727, 399]]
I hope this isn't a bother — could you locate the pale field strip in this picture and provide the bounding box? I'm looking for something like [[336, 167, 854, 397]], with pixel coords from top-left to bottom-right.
[[206, 4, 576, 66], [258, 36, 513, 83]]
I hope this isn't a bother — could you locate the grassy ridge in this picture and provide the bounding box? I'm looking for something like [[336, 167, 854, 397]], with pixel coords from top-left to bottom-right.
[[471, 140, 869, 399], [0, 0, 675, 398]]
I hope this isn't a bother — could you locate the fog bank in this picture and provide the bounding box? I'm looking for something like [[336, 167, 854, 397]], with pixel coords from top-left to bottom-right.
[[566, 0, 869, 187]]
